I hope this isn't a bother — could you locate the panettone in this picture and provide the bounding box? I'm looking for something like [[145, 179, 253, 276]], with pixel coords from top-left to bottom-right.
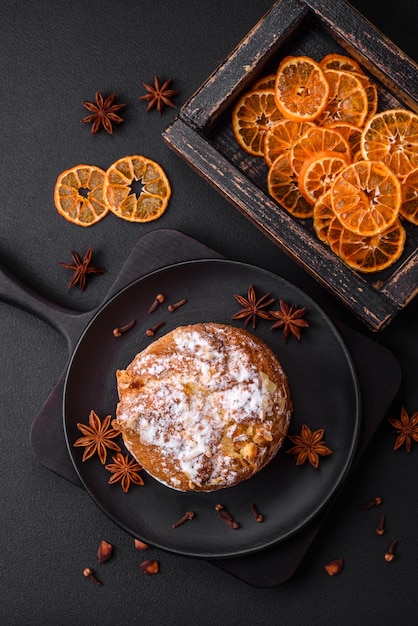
[[113, 323, 292, 492]]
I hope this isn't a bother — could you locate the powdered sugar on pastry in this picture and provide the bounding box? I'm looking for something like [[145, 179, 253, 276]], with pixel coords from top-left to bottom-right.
[[114, 323, 292, 492]]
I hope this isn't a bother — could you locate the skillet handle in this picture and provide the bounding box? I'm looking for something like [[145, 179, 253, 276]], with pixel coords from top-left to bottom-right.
[[0, 261, 92, 352]]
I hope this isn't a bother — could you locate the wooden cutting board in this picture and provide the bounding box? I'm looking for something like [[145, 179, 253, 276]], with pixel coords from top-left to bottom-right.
[[0, 228, 401, 586]]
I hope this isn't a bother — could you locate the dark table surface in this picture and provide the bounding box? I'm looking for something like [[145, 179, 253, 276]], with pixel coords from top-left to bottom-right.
[[1, 1, 417, 624]]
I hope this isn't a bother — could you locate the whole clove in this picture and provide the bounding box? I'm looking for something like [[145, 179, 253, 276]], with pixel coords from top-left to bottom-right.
[[83, 567, 103, 586], [148, 293, 165, 313], [113, 319, 136, 337], [167, 298, 187, 312], [172, 511, 195, 529], [360, 496, 382, 510], [250, 503, 264, 523], [384, 540, 398, 562], [215, 504, 239, 529], [376, 513, 385, 536], [146, 321, 166, 337]]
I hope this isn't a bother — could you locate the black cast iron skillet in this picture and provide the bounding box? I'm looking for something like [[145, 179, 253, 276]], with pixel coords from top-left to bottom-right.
[[0, 231, 361, 559], [63, 257, 360, 559]]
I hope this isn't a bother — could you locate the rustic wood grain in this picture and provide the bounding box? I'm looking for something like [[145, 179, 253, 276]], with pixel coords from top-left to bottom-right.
[[181, 0, 308, 131], [380, 252, 418, 306], [163, 0, 418, 330]]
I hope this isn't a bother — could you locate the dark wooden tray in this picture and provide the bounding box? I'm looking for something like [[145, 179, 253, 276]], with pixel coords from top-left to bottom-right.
[[163, 0, 418, 331]]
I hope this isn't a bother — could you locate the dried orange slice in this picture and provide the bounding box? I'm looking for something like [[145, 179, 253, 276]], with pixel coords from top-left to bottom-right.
[[330, 160, 401, 236], [274, 56, 329, 122], [298, 151, 350, 205], [290, 126, 351, 175], [313, 190, 335, 243], [329, 122, 362, 155], [252, 73, 276, 90], [319, 54, 377, 121], [320, 53, 363, 74], [232, 89, 283, 156], [103, 155, 171, 223], [400, 167, 418, 225], [361, 108, 418, 179], [264, 119, 314, 167], [267, 154, 313, 218], [317, 69, 368, 127], [362, 81, 378, 121], [54, 164, 109, 227], [328, 218, 406, 273]]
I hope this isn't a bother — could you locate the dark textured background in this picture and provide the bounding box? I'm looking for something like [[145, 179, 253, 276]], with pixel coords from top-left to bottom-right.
[[0, 1, 417, 624]]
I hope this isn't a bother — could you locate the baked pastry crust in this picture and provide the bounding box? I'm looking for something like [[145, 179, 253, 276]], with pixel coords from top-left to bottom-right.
[[114, 323, 292, 492]]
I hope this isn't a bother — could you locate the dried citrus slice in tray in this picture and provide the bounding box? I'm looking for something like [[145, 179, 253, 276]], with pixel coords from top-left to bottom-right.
[[54, 164, 109, 226], [329, 122, 362, 156], [290, 126, 351, 175], [320, 53, 363, 74], [252, 73, 276, 90], [230, 53, 416, 277], [400, 167, 418, 225], [319, 54, 378, 121], [313, 190, 335, 244], [298, 151, 350, 205], [328, 217, 406, 273], [104, 155, 171, 222], [361, 108, 418, 179], [317, 69, 369, 127], [232, 89, 283, 156], [362, 81, 378, 121], [264, 119, 314, 167], [330, 160, 401, 236], [267, 153, 313, 219], [274, 56, 329, 122]]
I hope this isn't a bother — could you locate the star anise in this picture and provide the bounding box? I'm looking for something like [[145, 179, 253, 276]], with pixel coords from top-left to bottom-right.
[[59, 246, 105, 291], [270, 299, 309, 340], [105, 452, 144, 493], [231, 284, 275, 329], [73, 410, 121, 465], [388, 407, 418, 452], [287, 424, 333, 468], [139, 75, 178, 114], [81, 91, 126, 134]]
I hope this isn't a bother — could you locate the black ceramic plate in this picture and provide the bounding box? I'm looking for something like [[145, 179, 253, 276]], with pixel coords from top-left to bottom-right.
[[64, 259, 361, 559]]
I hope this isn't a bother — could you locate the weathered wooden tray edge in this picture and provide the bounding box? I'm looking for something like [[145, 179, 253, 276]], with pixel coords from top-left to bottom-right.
[[180, 0, 418, 130], [164, 119, 398, 330], [163, 0, 418, 331]]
